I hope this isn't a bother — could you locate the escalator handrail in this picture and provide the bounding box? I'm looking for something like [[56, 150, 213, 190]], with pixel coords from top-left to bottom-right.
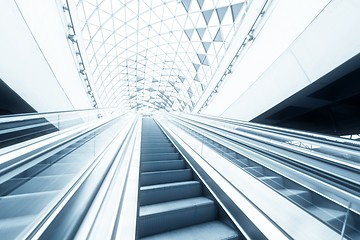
[[168, 114, 360, 212], [156, 117, 342, 240], [20, 114, 137, 240], [173, 113, 360, 169], [0, 107, 119, 123], [183, 113, 360, 150], [0, 113, 124, 181]]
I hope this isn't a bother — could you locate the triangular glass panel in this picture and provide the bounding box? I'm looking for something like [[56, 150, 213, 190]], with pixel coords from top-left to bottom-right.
[[178, 76, 186, 82], [197, 0, 205, 9], [216, 6, 228, 23], [188, 87, 193, 98], [196, 28, 206, 39], [181, 0, 192, 12], [201, 83, 206, 91], [214, 29, 223, 42], [202, 56, 209, 66], [202, 9, 214, 25], [231, 3, 244, 22], [194, 74, 200, 82], [197, 53, 206, 63], [184, 29, 194, 40], [193, 63, 201, 71]]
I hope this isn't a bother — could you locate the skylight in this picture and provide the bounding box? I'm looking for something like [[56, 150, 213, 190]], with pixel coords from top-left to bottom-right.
[[76, 0, 248, 111]]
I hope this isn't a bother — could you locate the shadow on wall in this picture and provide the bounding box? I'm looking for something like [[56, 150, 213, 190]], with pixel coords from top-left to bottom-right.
[[0, 79, 58, 148], [253, 53, 360, 136]]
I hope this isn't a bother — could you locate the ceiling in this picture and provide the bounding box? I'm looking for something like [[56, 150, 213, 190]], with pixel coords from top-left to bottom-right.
[[75, 0, 249, 111]]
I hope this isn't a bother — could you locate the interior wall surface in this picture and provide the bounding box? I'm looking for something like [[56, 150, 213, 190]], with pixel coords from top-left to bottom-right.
[[0, 0, 92, 113], [203, 0, 360, 121]]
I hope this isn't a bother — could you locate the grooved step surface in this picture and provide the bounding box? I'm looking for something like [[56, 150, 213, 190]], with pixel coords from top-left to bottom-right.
[[141, 160, 184, 172], [140, 181, 201, 205], [139, 197, 217, 237], [139, 118, 239, 239], [141, 143, 174, 148], [140, 169, 192, 186], [141, 221, 239, 240], [139, 197, 215, 217], [141, 147, 177, 154], [141, 153, 181, 161]]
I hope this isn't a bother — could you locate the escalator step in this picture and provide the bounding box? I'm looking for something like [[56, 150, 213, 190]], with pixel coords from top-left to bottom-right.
[[140, 181, 201, 205], [141, 160, 184, 172], [141, 147, 177, 154], [141, 153, 181, 161], [140, 169, 192, 186], [138, 197, 217, 237], [140, 142, 173, 148], [141, 221, 239, 240]]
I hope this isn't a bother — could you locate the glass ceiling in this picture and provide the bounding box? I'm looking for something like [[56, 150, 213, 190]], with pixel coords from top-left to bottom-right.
[[76, 0, 248, 112]]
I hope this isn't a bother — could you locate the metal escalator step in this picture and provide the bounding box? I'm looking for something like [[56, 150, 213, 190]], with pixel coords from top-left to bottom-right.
[[143, 134, 167, 138], [139, 197, 217, 237], [140, 169, 192, 186], [141, 142, 173, 148], [142, 138, 169, 143], [141, 147, 177, 154], [142, 139, 167, 142], [141, 221, 239, 240], [141, 160, 185, 172], [141, 153, 181, 161], [140, 181, 201, 205]]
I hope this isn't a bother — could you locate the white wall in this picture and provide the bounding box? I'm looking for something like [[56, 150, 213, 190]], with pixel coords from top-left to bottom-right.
[[0, 0, 93, 113], [203, 0, 360, 120]]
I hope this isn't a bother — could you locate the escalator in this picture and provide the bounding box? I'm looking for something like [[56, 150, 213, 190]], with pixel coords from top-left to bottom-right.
[[137, 118, 240, 239], [168, 115, 360, 239], [0, 118, 122, 239]]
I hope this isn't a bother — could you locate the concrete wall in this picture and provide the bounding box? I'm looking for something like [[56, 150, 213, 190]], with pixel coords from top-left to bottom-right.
[[0, 0, 93, 113], [203, 0, 360, 120]]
